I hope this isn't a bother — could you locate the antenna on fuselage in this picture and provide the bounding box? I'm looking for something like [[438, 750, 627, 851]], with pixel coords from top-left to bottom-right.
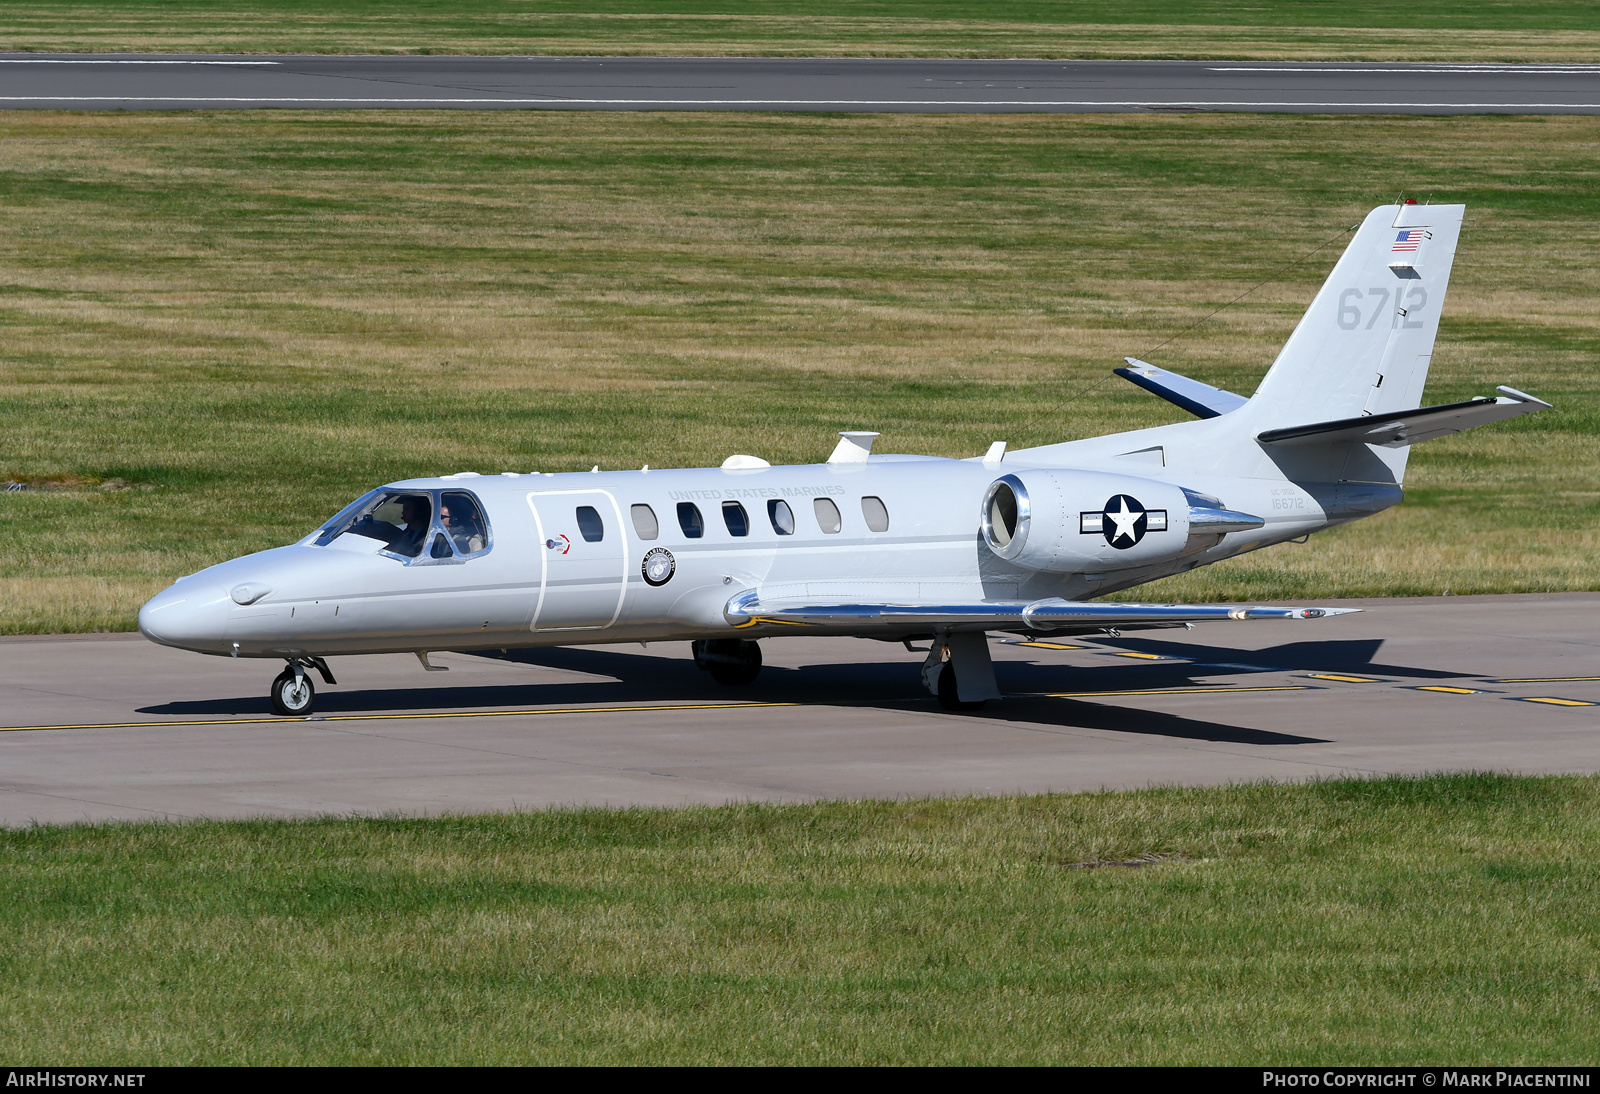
[[827, 431, 879, 464]]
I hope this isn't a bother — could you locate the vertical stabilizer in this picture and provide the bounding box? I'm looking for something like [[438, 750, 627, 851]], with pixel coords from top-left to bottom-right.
[[1247, 204, 1464, 429]]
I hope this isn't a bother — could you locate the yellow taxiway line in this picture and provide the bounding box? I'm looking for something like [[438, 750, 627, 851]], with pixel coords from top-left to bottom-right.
[[1492, 676, 1600, 684], [1042, 685, 1312, 698], [0, 686, 1322, 734]]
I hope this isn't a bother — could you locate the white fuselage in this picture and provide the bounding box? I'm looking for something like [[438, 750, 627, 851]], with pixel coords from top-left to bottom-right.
[[137, 440, 1377, 660]]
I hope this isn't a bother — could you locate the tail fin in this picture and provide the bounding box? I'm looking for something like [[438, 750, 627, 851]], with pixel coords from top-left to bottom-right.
[[1248, 203, 1463, 427]]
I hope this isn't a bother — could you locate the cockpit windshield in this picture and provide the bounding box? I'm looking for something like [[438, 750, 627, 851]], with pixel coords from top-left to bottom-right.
[[318, 490, 433, 557], [315, 488, 491, 561]]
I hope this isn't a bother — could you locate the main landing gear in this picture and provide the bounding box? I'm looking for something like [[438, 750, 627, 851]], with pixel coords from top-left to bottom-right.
[[935, 661, 986, 713], [270, 657, 337, 716], [921, 631, 1001, 712], [693, 639, 763, 686]]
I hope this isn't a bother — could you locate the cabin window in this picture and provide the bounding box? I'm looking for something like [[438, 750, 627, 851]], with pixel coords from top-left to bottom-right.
[[440, 491, 489, 556], [677, 502, 704, 539], [576, 505, 605, 543], [861, 496, 890, 533], [814, 497, 842, 534], [768, 499, 795, 535], [631, 503, 659, 540], [723, 501, 750, 537]]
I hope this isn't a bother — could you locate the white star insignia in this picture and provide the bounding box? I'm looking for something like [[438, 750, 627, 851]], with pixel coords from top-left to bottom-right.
[[1105, 497, 1143, 544]]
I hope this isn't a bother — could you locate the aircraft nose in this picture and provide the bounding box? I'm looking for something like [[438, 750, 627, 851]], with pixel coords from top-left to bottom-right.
[[138, 580, 233, 652]]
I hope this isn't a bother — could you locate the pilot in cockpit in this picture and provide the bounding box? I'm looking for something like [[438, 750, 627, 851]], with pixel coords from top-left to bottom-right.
[[441, 500, 485, 555], [394, 495, 433, 557]]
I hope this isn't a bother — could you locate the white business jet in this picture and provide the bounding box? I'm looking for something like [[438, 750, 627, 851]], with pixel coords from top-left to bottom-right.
[[139, 203, 1548, 715]]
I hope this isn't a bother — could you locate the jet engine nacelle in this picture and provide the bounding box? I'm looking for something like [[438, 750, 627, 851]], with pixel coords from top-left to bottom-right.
[[981, 469, 1197, 573]]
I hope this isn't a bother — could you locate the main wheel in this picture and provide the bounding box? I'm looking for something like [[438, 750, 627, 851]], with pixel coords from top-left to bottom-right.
[[270, 669, 316, 716], [698, 640, 762, 686], [936, 661, 986, 712]]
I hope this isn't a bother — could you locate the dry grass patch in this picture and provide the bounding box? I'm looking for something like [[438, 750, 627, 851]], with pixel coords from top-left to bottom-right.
[[0, 111, 1596, 631]]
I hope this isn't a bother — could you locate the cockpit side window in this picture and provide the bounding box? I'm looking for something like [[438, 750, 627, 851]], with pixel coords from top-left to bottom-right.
[[440, 491, 489, 556]]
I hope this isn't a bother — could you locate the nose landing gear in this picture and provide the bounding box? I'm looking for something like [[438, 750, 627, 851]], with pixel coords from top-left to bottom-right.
[[271, 668, 315, 716], [269, 657, 337, 716], [692, 639, 762, 686]]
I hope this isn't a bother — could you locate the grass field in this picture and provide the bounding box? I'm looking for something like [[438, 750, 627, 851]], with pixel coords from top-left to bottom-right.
[[3, 1, 1599, 60], [1, 110, 1596, 633], [0, 774, 1595, 1064]]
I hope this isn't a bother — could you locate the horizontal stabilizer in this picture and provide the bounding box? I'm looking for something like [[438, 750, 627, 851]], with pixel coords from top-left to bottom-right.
[[1257, 386, 1551, 449], [1116, 358, 1250, 420], [725, 590, 1358, 635]]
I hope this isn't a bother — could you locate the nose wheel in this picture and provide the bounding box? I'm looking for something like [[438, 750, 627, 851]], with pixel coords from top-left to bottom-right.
[[271, 669, 315, 716], [269, 657, 336, 716]]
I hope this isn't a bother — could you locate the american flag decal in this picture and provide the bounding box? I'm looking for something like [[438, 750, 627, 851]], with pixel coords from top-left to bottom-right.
[[1392, 229, 1424, 252]]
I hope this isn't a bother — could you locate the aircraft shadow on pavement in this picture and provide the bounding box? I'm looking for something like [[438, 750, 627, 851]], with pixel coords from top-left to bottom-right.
[[1100, 636, 1478, 680], [984, 695, 1329, 746], [130, 636, 1431, 745]]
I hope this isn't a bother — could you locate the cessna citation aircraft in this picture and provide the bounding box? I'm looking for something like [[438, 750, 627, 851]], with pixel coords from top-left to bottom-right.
[[140, 203, 1548, 715]]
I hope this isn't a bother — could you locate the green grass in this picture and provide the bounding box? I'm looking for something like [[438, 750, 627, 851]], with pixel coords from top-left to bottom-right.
[[2, 110, 1598, 632], [1, 774, 1596, 1063], [4, 0, 1599, 59]]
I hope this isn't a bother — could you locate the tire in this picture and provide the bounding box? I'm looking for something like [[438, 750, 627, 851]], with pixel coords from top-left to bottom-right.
[[936, 661, 986, 712], [701, 640, 762, 686], [270, 669, 316, 716]]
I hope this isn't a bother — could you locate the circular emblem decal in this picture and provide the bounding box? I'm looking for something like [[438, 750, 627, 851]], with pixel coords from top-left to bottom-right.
[[641, 547, 676, 587], [1101, 494, 1148, 549]]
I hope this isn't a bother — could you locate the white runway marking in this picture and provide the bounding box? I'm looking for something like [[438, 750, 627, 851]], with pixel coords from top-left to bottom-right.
[[0, 59, 279, 65], [2, 96, 1598, 109], [1208, 66, 1600, 74]]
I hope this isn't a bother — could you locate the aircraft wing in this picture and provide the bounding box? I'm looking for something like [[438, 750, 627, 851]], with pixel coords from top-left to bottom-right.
[[725, 591, 1357, 635], [1258, 386, 1551, 448], [1115, 358, 1250, 420]]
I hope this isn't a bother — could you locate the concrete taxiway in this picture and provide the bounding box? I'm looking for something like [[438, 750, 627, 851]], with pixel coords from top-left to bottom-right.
[[0, 55, 1597, 113], [2, 592, 1598, 826]]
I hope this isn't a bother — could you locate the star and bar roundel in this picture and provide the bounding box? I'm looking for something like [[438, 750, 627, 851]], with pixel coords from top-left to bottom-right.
[[1079, 495, 1169, 549]]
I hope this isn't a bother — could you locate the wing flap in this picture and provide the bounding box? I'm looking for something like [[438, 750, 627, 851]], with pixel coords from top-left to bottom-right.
[[1258, 386, 1550, 448], [724, 591, 1357, 633]]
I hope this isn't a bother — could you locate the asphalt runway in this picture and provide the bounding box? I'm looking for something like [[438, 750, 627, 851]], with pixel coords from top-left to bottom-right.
[[4, 592, 1599, 826], [1, 55, 1597, 113]]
